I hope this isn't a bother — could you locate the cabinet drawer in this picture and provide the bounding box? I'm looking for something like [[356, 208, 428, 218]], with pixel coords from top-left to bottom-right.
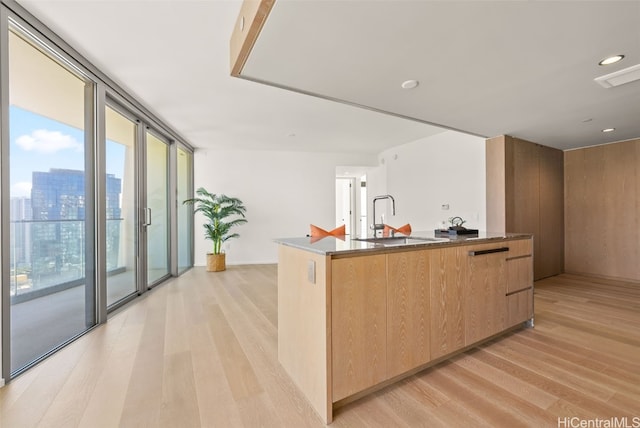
[[506, 288, 533, 327], [506, 256, 533, 294], [507, 238, 532, 258]]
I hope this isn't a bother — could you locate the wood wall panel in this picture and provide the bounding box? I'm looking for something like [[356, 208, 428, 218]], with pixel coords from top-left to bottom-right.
[[604, 142, 638, 278], [565, 139, 640, 281], [563, 148, 581, 272], [538, 145, 564, 278], [386, 250, 431, 378], [331, 255, 387, 402]]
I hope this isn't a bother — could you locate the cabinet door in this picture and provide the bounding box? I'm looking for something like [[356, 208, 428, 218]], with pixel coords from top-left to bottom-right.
[[332, 255, 387, 402], [387, 250, 430, 378], [430, 247, 466, 359], [464, 243, 507, 344]]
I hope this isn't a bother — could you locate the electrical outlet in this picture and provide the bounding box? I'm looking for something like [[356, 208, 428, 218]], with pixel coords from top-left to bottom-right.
[[307, 260, 316, 284]]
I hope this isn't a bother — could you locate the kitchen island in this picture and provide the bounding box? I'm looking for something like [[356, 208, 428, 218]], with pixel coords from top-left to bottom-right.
[[276, 232, 533, 424]]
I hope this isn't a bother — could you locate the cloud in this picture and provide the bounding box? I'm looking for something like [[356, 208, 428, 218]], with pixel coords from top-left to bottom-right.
[[15, 129, 83, 154], [11, 181, 32, 197]]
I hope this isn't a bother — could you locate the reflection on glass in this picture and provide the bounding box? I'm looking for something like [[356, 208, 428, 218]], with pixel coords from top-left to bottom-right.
[[177, 147, 192, 273], [146, 132, 169, 284], [8, 28, 95, 374], [105, 106, 137, 306]]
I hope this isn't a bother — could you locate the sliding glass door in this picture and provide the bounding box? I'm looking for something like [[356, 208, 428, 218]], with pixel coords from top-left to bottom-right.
[[177, 146, 193, 273], [145, 131, 170, 286], [1, 8, 194, 381], [105, 105, 139, 307], [7, 24, 96, 374]]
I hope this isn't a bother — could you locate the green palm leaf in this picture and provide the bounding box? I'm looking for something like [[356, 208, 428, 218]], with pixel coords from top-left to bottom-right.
[[184, 187, 248, 254]]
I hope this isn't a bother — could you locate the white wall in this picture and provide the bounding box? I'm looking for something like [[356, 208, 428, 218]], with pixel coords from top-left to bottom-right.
[[193, 149, 376, 265], [378, 131, 486, 232], [193, 130, 486, 266]]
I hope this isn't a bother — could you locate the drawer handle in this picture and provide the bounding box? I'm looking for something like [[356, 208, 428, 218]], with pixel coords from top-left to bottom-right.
[[468, 247, 509, 256]]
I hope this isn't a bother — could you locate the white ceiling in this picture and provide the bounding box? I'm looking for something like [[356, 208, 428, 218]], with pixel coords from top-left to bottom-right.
[[14, 0, 446, 155], [14, 1, 640, 153], [241, 1, 640, 151]]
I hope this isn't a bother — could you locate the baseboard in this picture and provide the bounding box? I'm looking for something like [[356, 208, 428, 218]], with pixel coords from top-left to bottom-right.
[[195, 260, 277, 267], [562, 270, 640, 285], [0, 378, 5, 388]]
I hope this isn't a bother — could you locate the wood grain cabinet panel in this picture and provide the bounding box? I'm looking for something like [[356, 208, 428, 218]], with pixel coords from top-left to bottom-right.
[[506, 239, 534, 327], [506, 256, 533, 294], [331, 255, 387, 402], [464, 244, 507, 345], [506, 239, 533, 294], [506, 289, 533, 327], [486, 135, 564, 280], [280, 237, 534, 423], [507, 238, 532, 258], [538, 145, 564, 279], [429, 247, 466, 359], [386, 250, 431, 378], [565, 139, 640, 281]]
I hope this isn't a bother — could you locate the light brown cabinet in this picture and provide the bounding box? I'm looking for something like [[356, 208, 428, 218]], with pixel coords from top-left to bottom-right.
[[332, 239, 533, 400], [507, 288, 533, 327], [429, 247, 466, 359], [386, 250, 431, 378], [463, 243, 508, 345], [279, 236, 533, 424], [331, 254, 387, 402], [486, 135, 563, 280], [506, 239, 534, 294], [505, 238, 534, 327]]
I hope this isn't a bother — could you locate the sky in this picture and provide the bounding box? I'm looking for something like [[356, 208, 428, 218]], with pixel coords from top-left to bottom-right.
[[10, 105, 124, 198]]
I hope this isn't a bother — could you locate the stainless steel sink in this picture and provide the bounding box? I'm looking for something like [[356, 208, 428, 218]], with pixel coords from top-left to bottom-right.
[[353, 236, 443, 246]]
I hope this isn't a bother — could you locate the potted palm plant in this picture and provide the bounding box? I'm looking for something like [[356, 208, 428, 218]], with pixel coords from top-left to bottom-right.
[[183, 187, 247, 272]]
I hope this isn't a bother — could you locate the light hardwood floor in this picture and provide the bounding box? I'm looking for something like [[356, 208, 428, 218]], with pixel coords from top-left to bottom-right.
[[1, 266, 638, 427]]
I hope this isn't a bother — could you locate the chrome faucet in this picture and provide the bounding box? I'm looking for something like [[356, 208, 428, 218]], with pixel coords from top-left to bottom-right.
[[371, 195, 396, 237]]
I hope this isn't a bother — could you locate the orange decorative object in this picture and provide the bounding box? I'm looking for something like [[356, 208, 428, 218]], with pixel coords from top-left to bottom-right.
[[309, 224, 346, 242], [383, 223, 412, 237]]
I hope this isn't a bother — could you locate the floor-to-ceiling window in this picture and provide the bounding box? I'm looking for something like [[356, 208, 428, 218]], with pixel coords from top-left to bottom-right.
[[1, 5, 194, 381], [105, 105, 138, 308], [177, 146, 193, 273], [7, 23, 96, 375], [145, 131, 170, 286]]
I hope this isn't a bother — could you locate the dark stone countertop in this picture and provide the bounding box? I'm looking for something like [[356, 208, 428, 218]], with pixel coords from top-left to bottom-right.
[[274, 231, 532, 256]]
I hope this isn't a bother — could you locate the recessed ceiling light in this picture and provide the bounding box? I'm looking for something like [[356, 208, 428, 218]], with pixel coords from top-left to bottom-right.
[[602, 128, 615, 133], [598, 55, 624, 66], [401, 80, 419, 89]]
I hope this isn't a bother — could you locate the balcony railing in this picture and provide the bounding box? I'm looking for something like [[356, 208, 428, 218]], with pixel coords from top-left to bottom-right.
[[9, 218, 125, 300]]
